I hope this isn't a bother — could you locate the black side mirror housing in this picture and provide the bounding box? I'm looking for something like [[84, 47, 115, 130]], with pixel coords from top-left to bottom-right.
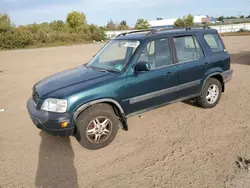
[[134, 61, 151, 73]]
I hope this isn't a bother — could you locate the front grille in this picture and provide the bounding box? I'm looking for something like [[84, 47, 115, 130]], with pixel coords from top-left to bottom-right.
[[32, 92, 39, 106]]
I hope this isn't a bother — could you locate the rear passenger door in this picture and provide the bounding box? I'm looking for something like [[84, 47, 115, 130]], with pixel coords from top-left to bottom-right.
[[173, 35, 206, 98]]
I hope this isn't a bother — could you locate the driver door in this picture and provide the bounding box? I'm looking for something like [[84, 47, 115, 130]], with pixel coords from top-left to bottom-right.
[[122, 37, 178, 115]]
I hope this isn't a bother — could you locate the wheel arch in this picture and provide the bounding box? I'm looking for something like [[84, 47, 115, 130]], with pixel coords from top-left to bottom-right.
[[73, 98, 128, 131], [202, 72, 225, 93]]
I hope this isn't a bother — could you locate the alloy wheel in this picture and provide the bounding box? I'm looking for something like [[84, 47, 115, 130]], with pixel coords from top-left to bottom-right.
[[86, 116, 112, 143], [206, 84, 219, 104]]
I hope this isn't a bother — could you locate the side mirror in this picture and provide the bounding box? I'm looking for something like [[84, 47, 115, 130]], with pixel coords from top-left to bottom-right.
[[134, 61, 151, 73]]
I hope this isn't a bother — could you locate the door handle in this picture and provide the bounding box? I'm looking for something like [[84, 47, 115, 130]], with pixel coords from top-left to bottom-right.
[[165, 72, 174, 77]]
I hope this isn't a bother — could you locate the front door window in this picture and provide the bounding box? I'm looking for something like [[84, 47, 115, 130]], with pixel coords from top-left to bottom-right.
[[137, 38, 173, 69]]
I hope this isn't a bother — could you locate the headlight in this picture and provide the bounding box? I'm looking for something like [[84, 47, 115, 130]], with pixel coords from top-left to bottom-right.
[[41, 98, 67, 113]]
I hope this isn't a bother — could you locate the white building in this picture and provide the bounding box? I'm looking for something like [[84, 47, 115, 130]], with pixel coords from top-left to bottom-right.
[[149, 18, 178, 29], [149, 15, 211, 29], [105, 15, 216, 39], [105, 30, 135, 39]]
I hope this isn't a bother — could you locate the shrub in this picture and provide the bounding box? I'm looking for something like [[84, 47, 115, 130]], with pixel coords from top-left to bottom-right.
[[134, 19, 150, 29], [0, 11, 107, 50], [174, 14, 194, 28], [237, 29, 250, 33]]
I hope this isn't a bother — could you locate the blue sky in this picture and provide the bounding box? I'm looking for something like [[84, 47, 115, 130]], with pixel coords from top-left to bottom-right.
[[1, 0, 250, 26]]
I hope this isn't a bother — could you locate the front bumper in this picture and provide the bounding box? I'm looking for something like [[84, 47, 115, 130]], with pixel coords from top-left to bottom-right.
[[27, 98, 75, 136], [222, 70, 233, 83]]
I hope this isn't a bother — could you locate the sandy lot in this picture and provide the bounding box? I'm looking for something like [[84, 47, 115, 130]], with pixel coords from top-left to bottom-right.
[[0, 36, 250, 188]]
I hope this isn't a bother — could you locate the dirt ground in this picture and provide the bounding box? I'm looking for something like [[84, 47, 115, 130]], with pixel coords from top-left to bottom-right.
[[0, 36, 250, 188]]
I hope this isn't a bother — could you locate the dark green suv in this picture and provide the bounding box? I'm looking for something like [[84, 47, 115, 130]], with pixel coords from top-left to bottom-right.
[[27, 27, 233, 149]]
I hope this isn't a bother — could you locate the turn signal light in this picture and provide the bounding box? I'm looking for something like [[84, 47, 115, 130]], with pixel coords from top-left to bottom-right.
[[61, 122, 68, 128]]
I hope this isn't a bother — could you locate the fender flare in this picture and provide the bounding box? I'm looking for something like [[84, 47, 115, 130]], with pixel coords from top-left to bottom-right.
[[73, 98, 128, 131], [201, 72, 224, 93]]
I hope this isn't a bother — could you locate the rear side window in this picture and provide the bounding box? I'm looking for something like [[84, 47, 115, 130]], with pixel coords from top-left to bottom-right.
[[204, 34, 224, 52], [174, 36, 204, 63]]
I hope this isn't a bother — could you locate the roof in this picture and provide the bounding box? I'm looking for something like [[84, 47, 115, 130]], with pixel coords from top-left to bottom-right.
[[115, 27, 217, 41]]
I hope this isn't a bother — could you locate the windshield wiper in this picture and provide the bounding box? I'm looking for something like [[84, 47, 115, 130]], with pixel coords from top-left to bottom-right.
[[88, 65, 118, 73], [98, 69, 108, 72], [104, 69, 119, 73]]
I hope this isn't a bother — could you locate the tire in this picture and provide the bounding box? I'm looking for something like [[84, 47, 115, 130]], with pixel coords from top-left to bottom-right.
[[75, 103, 119, 150], [196, 78, 222, 109]]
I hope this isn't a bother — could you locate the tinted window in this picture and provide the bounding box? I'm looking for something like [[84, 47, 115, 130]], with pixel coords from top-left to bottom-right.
[[174, 36, 204, 63], [204, 34, 224, 52], [137, 38, 172, 69]]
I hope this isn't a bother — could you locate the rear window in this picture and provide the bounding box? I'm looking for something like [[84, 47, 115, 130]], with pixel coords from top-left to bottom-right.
[[204, 34, 224, 52]]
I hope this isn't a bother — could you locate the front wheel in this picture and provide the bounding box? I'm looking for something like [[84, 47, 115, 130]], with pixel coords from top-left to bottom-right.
[[75, 103, 119, 150], [196, 78, 222, 108]]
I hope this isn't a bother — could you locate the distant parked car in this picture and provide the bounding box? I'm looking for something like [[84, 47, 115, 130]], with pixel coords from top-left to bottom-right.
[[27, 27, 233, 150]]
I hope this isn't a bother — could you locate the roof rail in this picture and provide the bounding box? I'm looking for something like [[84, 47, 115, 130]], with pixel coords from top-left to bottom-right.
[[185, 26, 211, 30], [116, 29, 154, 37], [116, 26, 211, 37], [147, 26, 211, 35]]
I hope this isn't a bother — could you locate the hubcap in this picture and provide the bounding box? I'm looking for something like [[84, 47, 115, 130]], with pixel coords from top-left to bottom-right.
[[86, 116, 112, 143], [206, 84, 219, 104]]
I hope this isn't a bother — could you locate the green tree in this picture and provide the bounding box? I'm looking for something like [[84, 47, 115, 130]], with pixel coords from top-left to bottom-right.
[[135, 18, 150, 29], [0, 13, 11, 32], [240, 15, 245, 19], [246, 15, 250, 18], [50, 20, 65, 31], [0, 12, 107, 50], [106, 20, 116, 30], [118, 20, 129, 30], [66, 11, 86, 31], [184, 14, 194, 26], [226, 16, 237, 19], [89, 24, 106, 41], [174, 18, 185, 28], [174, 14, 194, 28], [217, 16, 225, 21]]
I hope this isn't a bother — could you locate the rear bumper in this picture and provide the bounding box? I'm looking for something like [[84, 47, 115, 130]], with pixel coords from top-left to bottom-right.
[[222, 70, 233, 83], [27, 98, 75, 136]]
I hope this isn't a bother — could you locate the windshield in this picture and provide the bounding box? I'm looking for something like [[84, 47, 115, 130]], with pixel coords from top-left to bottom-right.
[[87, 40, 140, 72]]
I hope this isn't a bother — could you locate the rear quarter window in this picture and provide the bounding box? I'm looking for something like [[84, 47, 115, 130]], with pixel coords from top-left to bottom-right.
[[204, 34, 224, 52]]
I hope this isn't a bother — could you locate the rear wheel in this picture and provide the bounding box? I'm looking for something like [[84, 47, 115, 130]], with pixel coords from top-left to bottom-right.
[[196, 78, 222, 108], [75, 103, 119, 150]]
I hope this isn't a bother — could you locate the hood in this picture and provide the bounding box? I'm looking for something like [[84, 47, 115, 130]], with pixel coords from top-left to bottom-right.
[[34, 65, 115, 98]]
